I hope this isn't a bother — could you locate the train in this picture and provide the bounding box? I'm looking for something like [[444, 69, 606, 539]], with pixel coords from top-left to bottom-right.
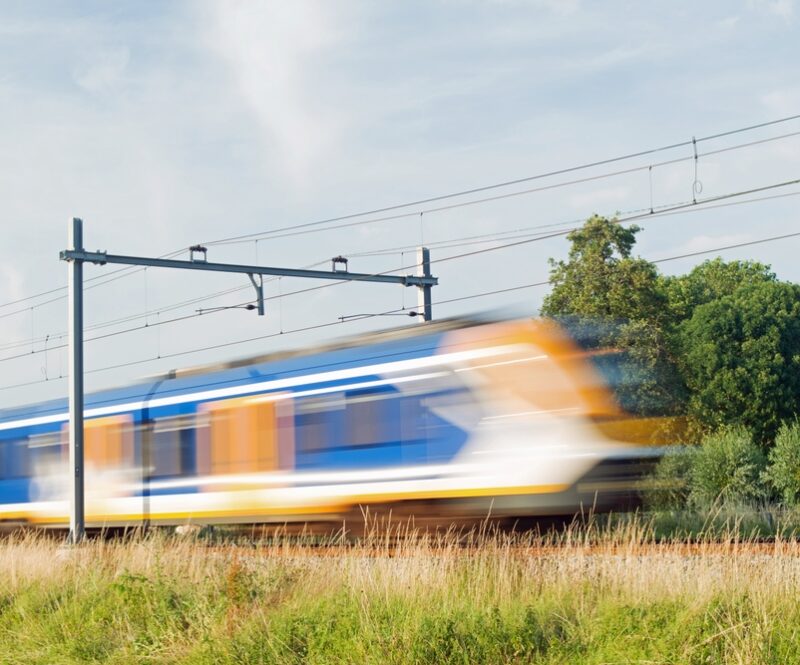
[[0, 317, 661, 529]]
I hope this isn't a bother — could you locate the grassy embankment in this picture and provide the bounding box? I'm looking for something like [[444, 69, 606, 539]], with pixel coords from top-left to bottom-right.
[[1, 517, 800, 664]]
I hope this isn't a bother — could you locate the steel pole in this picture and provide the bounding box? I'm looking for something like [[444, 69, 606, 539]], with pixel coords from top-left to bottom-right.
[[67, 217, 85, 543], [416, 246, 432, 322]]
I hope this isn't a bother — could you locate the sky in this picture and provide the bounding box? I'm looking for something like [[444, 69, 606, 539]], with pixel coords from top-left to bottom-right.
[[0, 0, 798, 408]]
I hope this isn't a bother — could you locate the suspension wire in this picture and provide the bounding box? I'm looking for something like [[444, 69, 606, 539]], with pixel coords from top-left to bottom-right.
[[2, 217, 799, 391], [0, 259, 332, 351], [278, 278, 283, 334], [428, 177, 800, 268], [340, 229, 800, 322], [0, 226, 800, 391], [204, 128, 800, 249], [1, 178, 799, 362], [3, 121, 799, 314], [0, 247, 188, 311]]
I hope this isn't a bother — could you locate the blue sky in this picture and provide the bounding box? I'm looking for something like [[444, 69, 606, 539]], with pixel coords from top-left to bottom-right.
[[0, 0, 798, 406]]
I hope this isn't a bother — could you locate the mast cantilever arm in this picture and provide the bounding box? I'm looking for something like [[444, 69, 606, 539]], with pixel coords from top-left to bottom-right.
[[59, 249, 438, 287]]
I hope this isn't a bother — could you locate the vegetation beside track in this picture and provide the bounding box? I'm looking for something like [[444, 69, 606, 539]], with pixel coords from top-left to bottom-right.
[[2, 520, 800, 664]]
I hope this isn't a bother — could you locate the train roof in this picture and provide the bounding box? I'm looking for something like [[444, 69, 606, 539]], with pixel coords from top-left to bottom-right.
[[161, 315, 491, 381], [0, 315, 497, 427]]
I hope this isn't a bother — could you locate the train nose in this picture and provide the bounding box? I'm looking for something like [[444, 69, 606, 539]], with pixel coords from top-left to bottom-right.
[[574, 453, 661, 511]]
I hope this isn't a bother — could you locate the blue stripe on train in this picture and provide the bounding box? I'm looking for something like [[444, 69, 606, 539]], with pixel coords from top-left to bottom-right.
[[0, 332, 448, 425], [0, 328, 469, 506], [0, 478, 30, 505]]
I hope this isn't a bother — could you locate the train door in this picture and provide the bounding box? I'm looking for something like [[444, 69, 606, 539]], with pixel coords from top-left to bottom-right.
[[59, 415, 134, 473], [58, 415, 134, 523], [83, 415, 134, 471], [196, 395, 294, 478]]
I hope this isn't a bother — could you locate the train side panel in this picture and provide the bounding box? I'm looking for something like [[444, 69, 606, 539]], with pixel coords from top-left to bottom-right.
[[0, 319, 659, 526]]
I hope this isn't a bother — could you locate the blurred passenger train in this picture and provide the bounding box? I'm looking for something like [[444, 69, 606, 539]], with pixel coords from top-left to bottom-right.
[[0, 318, 661, 528]]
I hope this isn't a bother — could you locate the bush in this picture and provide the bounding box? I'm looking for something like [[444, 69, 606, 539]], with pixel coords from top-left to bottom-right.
[[647, 448, 694, 511], [690, 426, 766, 506], [764, 421, 800, 504]]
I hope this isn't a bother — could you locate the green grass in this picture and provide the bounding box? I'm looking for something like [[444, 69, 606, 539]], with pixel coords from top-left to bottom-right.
[[0, 521, 799, 664], [638, 503, 800, 541]]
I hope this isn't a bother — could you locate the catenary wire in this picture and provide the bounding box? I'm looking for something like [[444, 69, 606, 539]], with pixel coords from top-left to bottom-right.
[[2, 220, 799, 393], [346, 187, 800, 258], [340, 230, 800, 321], [0, 247, 188, 314], [2, 178, 799, 361], [201, 128, 800, 248], [200, 117, 800, 247], [0, 260, 333, 351], [3, 119, 799, 313]]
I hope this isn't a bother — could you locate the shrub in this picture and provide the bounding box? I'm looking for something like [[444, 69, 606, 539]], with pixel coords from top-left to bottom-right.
[[690, 426, 766, 506], [764, 421, 800, 504], [647, 448, 694, 511]]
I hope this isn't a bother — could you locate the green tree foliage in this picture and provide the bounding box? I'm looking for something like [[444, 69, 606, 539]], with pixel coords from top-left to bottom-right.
[[676, 280, 800, 444], [541, 216, 665, 322], [541, 216, 684, 416], [542, 216, 800, 446], [763, 421, 800, 504], [608, 319, 687, 417], [663, 258, 776, 322], [690, 426, 766, 505]]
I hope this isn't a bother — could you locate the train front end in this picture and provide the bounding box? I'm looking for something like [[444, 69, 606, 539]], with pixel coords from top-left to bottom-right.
[[408, 318, 664, 520]]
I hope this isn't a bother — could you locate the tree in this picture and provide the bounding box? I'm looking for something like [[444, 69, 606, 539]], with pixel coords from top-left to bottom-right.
[[541, 216, 684, 417], [541, 216, 800, 437], [541, 216, 666, 323], [676, 280, 800, 444], [663, 258, 776, 323]]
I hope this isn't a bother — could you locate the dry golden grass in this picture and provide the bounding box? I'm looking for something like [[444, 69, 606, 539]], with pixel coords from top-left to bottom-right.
[[0, 519, 799, 663]]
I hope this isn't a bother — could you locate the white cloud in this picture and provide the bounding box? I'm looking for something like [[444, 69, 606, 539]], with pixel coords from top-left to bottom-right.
[[674, 233, 753, 256], [204, 1, 344, 184], [589, 46, 647, 69], [72, 46, 130, 92], [568, 186, 631, 211], [761, 88, 800, 116], [717, 15, 741, 29], [491, 0, 581, 15], [0, 264, 25, 304], [748, 0, 794, 18]]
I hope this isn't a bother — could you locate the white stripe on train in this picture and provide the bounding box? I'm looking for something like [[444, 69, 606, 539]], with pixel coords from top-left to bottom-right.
[[0, 345, 525, 433]]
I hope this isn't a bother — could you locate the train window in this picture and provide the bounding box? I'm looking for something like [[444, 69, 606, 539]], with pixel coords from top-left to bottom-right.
[[345, 389, 401, 447], [28, 433, 61, 450], [198, 395, 290, 475], [83, 416, 133, 469], [28, 433, 64, 471], [292, 374, 478, 455], [419, 378, 480, 435], [152, 415, 194, 478], [400, 395, 427, 445], [0, 439, 9, 478], [13, 439, 28, 477], [0, 438, 30, 479], [295, 395, 343, 453]]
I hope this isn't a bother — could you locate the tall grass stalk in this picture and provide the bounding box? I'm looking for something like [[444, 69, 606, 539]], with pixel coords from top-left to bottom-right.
[[0, 519, 799, 663]]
